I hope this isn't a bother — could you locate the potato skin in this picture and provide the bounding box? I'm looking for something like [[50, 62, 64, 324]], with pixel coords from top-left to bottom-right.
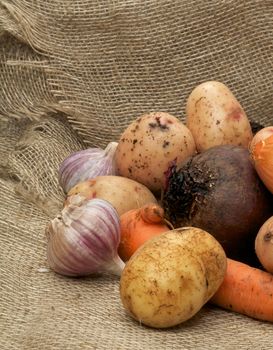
[[175, 227, 227, 301], [186, 81, 253, 152], [115, 112, 196, 193], [120, 228, 226, 328], [66, 175, 157, 216], [255, 216, 273, 273]]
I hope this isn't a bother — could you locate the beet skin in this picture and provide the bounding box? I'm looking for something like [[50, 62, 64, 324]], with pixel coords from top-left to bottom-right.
[[163, 145, 273, 263]]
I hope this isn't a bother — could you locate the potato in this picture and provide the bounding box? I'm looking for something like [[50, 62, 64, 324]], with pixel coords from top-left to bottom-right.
[[174, 227, 227, 301], [66, 175, 157, 216], [115, 112, 196, 193], [255, 216, 273, 273], [120, 227, 226, 328], [186, 81, 253, 152]]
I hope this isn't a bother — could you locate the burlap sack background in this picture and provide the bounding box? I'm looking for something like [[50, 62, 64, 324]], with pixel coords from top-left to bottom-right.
[[0, 1, 273, 349]]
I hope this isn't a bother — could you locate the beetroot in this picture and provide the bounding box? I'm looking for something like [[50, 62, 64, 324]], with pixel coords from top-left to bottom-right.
[[163, 145, 273, 262]]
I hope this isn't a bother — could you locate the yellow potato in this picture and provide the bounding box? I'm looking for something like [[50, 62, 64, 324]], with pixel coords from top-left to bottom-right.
[[186, 81, 253, 152], [255, 216, 273, 274], [120, 227, 226, 328], [120, 239, 207, 328], [115, 112, 196, 193], [174, 227, 227, 301], [66, 176, 157, 216]]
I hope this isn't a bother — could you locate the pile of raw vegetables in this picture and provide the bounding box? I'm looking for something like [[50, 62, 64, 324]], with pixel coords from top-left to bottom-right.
[[46, 81, 273, 329]]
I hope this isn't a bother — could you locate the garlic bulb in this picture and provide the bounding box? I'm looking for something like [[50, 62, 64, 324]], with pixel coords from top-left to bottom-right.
[[46, 196, 125, 277], [59, 142, 118, 193]]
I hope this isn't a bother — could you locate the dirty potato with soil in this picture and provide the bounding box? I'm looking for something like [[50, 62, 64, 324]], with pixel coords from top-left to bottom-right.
[[115, 112, 196, 193], [186, 81, 253, 152], [120, 227, 226, 328]]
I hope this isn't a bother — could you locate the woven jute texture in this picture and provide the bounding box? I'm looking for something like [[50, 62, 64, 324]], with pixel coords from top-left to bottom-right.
[[0, 1, 273, 349]]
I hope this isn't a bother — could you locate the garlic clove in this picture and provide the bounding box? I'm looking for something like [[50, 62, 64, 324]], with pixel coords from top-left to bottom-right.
[[46, 198, 125, 277], [59, 142, 118, 193]]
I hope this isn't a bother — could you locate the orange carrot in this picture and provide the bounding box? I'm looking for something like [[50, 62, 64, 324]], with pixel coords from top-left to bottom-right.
[[139, 203, 165, 224], [118, 203, 169, 261], [210, 258, 273, 322]]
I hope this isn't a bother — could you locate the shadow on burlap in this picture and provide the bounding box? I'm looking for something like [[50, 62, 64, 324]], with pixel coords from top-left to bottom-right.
[[0, 1, 273, 349]]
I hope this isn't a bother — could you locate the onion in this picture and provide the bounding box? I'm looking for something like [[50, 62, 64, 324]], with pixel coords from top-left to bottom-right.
[[251, 132, 273, 194], [250, 126, 273, 151]]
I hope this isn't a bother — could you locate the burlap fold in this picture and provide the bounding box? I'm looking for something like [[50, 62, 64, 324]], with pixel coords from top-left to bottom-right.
[[1, 1, 273, 349]]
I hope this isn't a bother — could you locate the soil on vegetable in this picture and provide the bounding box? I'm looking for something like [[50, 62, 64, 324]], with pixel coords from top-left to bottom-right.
[[163, 159, 216, 226], [148, 116, 170, 131]]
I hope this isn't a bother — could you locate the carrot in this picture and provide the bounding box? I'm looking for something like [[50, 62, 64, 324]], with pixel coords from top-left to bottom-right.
[[139, 203, 165, 224], [118, 203, 169, 261], [210, 258, 273, 322]]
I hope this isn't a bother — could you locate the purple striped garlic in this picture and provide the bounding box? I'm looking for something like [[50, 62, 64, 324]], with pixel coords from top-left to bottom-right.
[[59, 142, 118, 193], [46, 195, 125, 277]]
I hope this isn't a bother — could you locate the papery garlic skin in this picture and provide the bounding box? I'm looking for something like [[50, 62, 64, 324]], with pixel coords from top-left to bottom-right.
[[46, 196, 125, 277], [59, 142, 118, 193]]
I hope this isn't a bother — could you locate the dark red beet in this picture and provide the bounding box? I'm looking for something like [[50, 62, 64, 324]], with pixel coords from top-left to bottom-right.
[[163, 145, 273, 263]]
